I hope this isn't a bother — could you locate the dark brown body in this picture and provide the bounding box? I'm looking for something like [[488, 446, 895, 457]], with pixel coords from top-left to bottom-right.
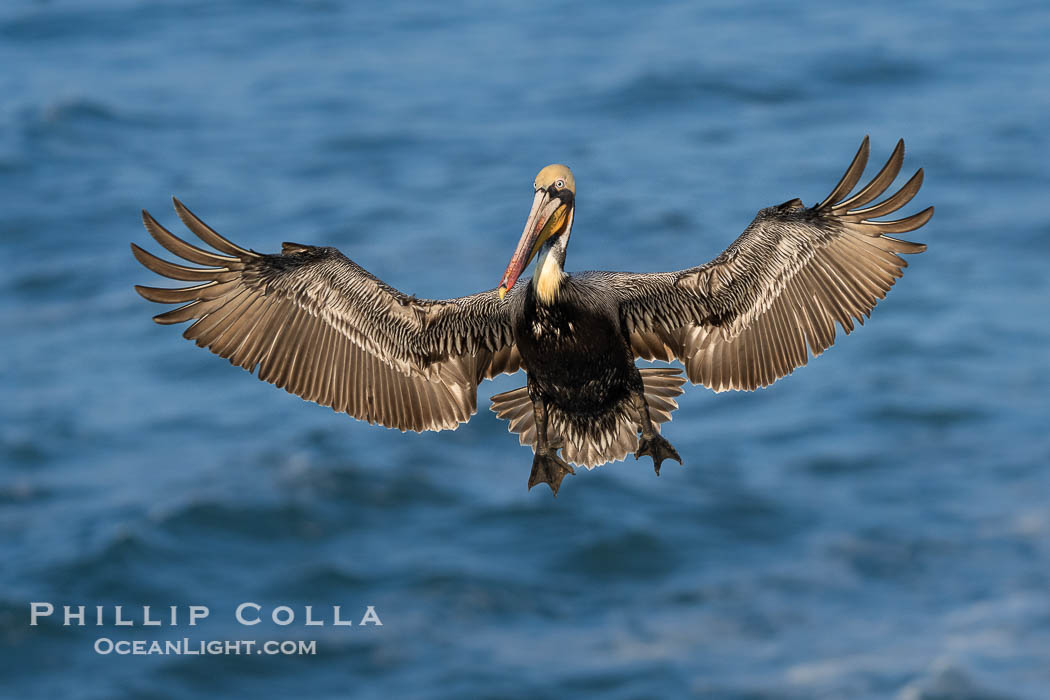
[[515, 280, 641, 421]]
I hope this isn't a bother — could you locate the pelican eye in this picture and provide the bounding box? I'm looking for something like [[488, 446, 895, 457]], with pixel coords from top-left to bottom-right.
[[555, 179, 565, 189]]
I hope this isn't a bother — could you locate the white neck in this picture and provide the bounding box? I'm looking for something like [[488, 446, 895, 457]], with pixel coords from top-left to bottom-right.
[[532, 244, 565, 305]]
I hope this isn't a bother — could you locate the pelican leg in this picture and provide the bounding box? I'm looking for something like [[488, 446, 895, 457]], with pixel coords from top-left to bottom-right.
[[527, 396, 574, 496], [631, 390, 682, 475]]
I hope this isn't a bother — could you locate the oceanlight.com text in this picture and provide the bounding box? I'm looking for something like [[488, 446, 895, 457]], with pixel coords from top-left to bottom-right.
[[94, 638, 317, 656]]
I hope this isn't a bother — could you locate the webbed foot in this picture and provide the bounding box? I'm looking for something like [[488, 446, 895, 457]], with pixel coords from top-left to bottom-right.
[[635, 434, 682, 475], [528, 451, 575, 497]]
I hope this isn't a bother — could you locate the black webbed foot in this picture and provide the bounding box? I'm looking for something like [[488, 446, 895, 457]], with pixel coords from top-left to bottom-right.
[[635, 433, 682, 475], [528, 452, 575, 497]]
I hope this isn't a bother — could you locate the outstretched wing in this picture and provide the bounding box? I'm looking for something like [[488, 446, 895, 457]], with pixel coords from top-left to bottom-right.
[[132, 199, 522, 431], [609, 136, 932, 392]]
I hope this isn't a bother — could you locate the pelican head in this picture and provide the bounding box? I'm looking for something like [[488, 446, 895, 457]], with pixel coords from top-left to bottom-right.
[[498, 164, 576, 300]]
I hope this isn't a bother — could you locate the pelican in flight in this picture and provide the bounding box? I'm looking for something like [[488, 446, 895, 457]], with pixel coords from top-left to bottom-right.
[[133, 137, 931, 495]]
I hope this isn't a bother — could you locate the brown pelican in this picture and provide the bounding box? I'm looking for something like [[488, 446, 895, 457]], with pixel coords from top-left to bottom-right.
[[133, 137, 931, 495]]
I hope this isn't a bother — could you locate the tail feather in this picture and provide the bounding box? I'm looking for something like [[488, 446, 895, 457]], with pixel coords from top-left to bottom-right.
[[489, 367, 686, 469]]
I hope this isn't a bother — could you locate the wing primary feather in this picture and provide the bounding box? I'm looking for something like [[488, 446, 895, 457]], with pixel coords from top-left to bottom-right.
[[846, 169, 924, 221], [798, 269, 835, 354], [783, 278, 816, 362], [142, 209, 237, 265], [237, 300, 282, 372], [834, 139, 905, 211], [211, 293, 264, 359], [171, 198, 253, 257], [131, 243, 228, 282], [832, 238, 898, 293], [184, 287, 254, 347], [816, 135, 870, 210], [866, 234, 927, 255], [813, 256, 862, 327], [152, 301, 204, 325], [861, 206, 934, 233], [225, 294, 272, 369], [135, 283, 217, 304]]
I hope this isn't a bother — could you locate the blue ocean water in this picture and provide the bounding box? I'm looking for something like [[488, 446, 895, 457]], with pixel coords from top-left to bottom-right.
[[2, 1, 1048, 697]]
